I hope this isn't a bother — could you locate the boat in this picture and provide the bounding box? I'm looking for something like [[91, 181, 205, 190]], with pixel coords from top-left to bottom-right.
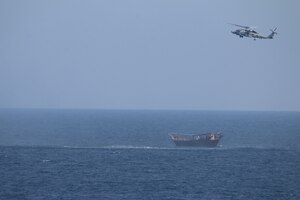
[[169, 132, 223, 147]]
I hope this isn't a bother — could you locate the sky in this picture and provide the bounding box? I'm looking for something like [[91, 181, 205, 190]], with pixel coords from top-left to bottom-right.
[[0, 0, 300, 111]]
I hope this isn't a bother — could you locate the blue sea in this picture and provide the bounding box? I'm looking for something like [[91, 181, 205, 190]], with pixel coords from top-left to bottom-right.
[[0, 109, 299, 200]]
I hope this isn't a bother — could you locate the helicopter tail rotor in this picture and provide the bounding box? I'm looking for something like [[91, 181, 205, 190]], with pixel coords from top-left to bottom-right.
[[270, 27, 278, 34], [268, 28, 278, 39]]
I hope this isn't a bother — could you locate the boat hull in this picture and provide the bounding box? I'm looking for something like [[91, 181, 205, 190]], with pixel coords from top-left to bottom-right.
[[172, 139, 220, 147]]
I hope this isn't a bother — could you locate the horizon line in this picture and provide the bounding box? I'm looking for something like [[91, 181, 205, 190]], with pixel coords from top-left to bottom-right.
[[0, 107, 299, 113]]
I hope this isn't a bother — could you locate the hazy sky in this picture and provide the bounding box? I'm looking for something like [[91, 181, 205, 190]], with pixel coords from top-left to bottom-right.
[[1, 0, 299, 111]]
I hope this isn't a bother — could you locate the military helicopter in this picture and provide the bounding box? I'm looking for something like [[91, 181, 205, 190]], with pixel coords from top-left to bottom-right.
[[230, 23, 277, 40]]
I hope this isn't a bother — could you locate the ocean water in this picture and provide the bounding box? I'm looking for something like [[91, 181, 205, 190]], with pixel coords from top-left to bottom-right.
[[0, 109, 299, 199]]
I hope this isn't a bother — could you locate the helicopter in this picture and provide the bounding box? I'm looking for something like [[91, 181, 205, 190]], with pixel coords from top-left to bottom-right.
[[230, 23, 277, 40]]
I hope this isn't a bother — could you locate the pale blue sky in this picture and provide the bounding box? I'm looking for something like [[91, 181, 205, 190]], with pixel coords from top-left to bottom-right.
[[0, 0, 299, 111]]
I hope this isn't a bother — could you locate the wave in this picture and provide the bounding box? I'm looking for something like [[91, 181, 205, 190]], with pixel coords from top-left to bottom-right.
[[63, 145, 175, 150], [101, 144, 296, 151], [1, 144, 297, 152], [61, 145, 263, 151]]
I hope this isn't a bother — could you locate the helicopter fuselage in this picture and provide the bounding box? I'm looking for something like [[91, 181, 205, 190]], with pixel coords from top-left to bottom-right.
[[231, 29, 258, 38]]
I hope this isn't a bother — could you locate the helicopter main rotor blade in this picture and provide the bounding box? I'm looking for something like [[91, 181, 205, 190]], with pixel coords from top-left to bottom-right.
[[229, 23, 256, 30]]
